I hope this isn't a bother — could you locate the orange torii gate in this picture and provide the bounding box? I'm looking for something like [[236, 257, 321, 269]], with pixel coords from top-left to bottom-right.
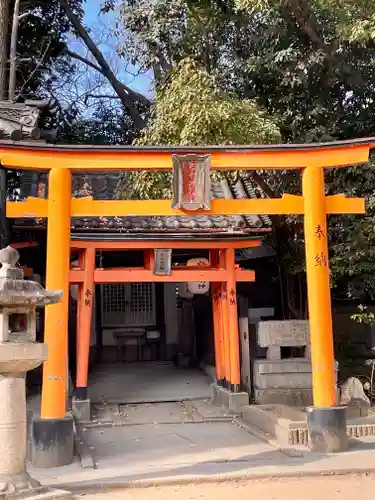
[[3, 138, 372, 459]]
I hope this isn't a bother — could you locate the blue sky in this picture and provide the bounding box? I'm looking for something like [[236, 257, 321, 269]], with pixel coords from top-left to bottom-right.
[[68, 0, 153, 98]]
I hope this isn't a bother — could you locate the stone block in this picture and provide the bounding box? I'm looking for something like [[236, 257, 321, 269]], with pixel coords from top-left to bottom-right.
[[253, 359, 312, 389], [257, 320, 309, 347], [253, 359, 338, 390], [241, 404, 307, 445], [72, 398, 91, 423], [210, 383, 249, 413], [266, 346, 281, 360], [254, 388, 314, 406]]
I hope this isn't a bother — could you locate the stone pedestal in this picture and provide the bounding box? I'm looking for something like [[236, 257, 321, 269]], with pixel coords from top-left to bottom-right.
[[307, 406, 348, 453], [0, 344, 71, 498], [253, 320, 339, 405]]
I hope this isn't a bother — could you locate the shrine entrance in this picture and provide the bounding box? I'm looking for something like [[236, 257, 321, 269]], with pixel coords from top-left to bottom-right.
[[3, 138, 371, 460], [69, 241, 258, 401]]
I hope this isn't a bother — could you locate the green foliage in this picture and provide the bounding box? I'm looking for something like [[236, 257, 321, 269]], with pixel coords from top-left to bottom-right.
[[234, 0, 375, 43], [351, 305, 375, 326], [109, 0, 375, 305], [59, 104, 139, 145], [327, 160, 375, 301], [118, 58, 280, 199], [139, 58, 280, 146], [12, 0, 84, 99]]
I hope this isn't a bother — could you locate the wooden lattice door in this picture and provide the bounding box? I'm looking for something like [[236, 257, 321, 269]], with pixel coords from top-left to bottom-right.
[[101, 283, 156, 327]]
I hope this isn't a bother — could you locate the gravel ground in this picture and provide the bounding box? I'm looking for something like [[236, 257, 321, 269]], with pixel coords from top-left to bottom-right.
[[80, 474, 375, 500]]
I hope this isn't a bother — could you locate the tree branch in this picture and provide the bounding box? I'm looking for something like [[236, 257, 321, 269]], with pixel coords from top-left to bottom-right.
[[84, 94, 120, 101], [66, 48, 151, 107], [66, 49, 152, 107], [58, 0, 149, 129], [65, 49, 103, 74], [16, 38, 53, 99], [250, 171, 278, 198]]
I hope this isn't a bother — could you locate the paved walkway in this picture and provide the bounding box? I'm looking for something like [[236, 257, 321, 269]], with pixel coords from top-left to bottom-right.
[[88, 363, 212, 404], [27, 399, 375, 493], [82, 475, 375, 500]]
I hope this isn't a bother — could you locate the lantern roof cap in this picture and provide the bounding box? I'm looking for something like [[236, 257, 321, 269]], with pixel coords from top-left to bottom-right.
[[0, 246, 62, 307]]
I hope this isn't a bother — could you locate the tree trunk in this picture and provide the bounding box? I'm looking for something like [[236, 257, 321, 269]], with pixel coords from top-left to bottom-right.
[[58, 0, 146, 130], [0, 0, 9, 100], [8, 0, 20, 102]]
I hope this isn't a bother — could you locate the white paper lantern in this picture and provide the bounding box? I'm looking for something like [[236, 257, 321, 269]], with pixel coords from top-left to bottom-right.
[[188, 281, 209, 295], [177, 282, 194, 299], [186, 258, 210, 295]]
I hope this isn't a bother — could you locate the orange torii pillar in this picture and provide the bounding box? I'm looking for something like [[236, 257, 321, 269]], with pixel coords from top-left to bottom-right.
[[303, 166, 347, 453], [225, 248, 241, 392], [210, 250, 224, 385], [73, 247, 95, 422], [33, 168, 74, 468], [210, 249, 249, 410]]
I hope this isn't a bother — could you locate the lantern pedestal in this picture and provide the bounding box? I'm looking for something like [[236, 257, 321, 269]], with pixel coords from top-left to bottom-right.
[[0, 345, 71, 499], [0, 246, 72, 498]]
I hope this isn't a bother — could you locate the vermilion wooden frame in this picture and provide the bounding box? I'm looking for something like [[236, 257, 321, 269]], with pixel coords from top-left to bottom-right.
[[2, 139, 371, 420]]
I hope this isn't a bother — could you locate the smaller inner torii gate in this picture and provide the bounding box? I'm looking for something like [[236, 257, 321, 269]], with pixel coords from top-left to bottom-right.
[[3, 138, 372, 460]]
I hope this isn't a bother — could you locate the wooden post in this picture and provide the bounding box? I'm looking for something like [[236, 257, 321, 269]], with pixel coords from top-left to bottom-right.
[[75, 251, 83, 379], [217, 250, 230, 386], [144, 249, 155, 270], [210, 250, 223, 384], [212, 283, 223, 384], [41, 168, 72, 419], [220, 281, 230, 387], [225, 248, 241, 392], [75, 247, 95, 397], [302, 166, 336, 408]]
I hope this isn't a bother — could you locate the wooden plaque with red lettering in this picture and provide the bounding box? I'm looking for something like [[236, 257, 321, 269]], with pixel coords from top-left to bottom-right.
[[171, 154, 211, 211]]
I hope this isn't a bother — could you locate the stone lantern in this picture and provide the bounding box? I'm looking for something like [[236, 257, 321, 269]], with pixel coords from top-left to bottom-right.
[[0, 246, 70, 499]]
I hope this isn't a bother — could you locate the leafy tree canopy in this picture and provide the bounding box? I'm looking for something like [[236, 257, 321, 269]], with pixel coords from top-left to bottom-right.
[[235, 0, 375, 43], [113, 0, 375, 311], [119, 58, 280, 199]]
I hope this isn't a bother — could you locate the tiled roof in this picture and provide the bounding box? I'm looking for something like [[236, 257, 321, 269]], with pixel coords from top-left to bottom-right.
[[15, 171, 272, 236]]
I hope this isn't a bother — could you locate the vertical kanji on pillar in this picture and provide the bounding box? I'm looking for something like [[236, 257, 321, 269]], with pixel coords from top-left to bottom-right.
[[75, 247, 95, 399], [225, 248, 241, 392], [302, 166, 336, 408]]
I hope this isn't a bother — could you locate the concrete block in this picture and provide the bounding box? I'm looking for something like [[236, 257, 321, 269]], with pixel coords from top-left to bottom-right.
[[257, 320, 309, 347], [254, 358, 312, 375], [254, 388, 314, 406], [266, 346, 281, 360], [241, 404, 307, 445], [229, 392, 250, 412], [72, 398, 91, 423], [253, 359, 338, 390], [255, 373, 313, 390], [210, 383, 249, 413]]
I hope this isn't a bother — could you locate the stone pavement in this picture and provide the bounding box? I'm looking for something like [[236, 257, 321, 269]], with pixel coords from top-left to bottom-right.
[[25, 399, 375, 494]]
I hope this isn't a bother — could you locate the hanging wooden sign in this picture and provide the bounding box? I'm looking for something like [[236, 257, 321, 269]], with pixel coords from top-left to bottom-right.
[[172, 154, 211, 211], [154, 249, 172, 275]]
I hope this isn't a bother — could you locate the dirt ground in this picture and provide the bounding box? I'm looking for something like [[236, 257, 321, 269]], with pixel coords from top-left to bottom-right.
[[80, 474, 375, 500]]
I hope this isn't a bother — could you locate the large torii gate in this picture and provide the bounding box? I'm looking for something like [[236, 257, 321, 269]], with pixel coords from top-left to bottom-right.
[[3, 138, 372, 460]]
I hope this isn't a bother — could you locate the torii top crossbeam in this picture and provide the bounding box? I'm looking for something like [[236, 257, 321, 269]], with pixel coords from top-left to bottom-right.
[[0, 137, 373, 170]]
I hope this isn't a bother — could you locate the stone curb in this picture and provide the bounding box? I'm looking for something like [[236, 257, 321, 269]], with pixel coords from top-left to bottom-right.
[[52, 468, 375, 495]]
